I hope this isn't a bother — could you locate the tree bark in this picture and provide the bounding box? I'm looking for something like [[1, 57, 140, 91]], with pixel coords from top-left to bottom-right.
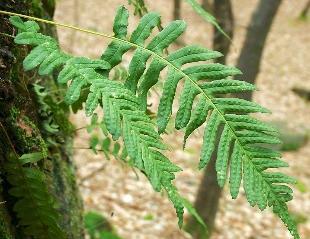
[[201, 0, 212, 11], [186, 1, 234, 238], [173, 0, 182, 20], [236, 0, 282, 101], [299, 0, 310, 19], [0, 1, 84, 238]]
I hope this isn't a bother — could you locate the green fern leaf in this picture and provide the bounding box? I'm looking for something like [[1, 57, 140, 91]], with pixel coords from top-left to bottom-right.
[[5, 153, 65, 239], [183, 96, 211, 145], [184, 0, 230, 39], [199, 110, 221, 169], [157, 68, 183, 134], [216, 125, 232, 187], [175, 80, 199, 129], [229, 143, 242, 199], [19, 152, 45, 164], [10, 6, 300, 237], [201, 79, 256, 94]]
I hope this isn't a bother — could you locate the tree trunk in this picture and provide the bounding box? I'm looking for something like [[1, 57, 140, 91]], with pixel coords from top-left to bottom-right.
[[299, 0, 310, 19], [236, 0, 282, 101], [173, 0, 181, 20], [201, 0, 212, 11], [186, 1, 234, 238], [0, 1, 84, 238]]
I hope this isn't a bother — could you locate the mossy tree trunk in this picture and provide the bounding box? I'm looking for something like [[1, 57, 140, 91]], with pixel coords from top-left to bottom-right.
[[0, 1, 84, 238]]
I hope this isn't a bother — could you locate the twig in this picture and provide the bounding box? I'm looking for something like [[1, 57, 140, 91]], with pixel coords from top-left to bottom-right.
[[79, 163, 107, 185]]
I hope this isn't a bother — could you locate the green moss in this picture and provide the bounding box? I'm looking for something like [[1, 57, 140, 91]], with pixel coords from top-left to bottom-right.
[[51, 153, 84, 239], [0, 185, 13, 239], [0, 211, 12, 239], [9, 107, 47, 155]]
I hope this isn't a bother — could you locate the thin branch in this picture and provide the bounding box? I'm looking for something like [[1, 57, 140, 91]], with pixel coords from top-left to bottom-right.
[[78, 163, 107, 184], [0, 32, 14, 39]]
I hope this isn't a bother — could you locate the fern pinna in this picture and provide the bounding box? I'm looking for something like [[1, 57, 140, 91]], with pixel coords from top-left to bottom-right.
[[8, 5, 299, 238]]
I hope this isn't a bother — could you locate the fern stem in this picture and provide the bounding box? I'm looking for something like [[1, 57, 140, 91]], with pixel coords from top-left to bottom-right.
[[0, 122, 19, 158], [0, 10, 115, 39]]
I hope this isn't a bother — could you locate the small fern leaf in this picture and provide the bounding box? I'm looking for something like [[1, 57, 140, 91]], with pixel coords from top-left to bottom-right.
[[23, 42, 56, 71], [183, 64, 241, 81], [38, 51, 68, 75], [214, 98, 270, 114], [243, 159, 256, 206], [236, 130, 281, 145], [85, 88, 101, 116], [184, 96, 211, 145], [19, 152, 45, 165], [157, 68, 183, 134], [201, 79, 256, 94], [65, 76, 88, 104], [175, 80, 199, 129], [146, 20, 186, 54], [252, 158, 288, 171], [184, 0, 230, 39], [130, 12, 160, 45], [101, 6, 131, 67], [168, 45, 223, 66], [226, 114, 278, 134], [138, 59, 166, 106], [113, 6, 129, 38], [181, 197, 206, 229], [229, 143, 242, 199], [245, 146, 281, 159], [199, 110, 221, 169], [216, 125, 232, 187], [125, 48, 151, 92]]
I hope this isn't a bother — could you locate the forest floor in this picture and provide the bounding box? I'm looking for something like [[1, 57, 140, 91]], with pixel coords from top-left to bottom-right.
[[54, 0, 310, 238]]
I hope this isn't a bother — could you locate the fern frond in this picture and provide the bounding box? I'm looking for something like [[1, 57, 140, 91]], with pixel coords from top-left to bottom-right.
[[10, 15, 189, 227], [9, 6, 300, 237], [184, 0, 230, 39], [128, 0, 148, 16], [5, 153, 65, 239]]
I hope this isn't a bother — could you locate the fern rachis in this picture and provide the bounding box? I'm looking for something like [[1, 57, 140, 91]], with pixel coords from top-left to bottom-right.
[[3, 6, 300, 238]]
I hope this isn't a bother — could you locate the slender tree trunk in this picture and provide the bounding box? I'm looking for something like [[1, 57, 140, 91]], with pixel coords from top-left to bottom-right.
[[299, 0, 310, 19], [236, 0, 282, 101], [201, 0, 212, 11], [173, 0, 182, 20], [186, 1, 234, 237], [0, 1, 84, 238]]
